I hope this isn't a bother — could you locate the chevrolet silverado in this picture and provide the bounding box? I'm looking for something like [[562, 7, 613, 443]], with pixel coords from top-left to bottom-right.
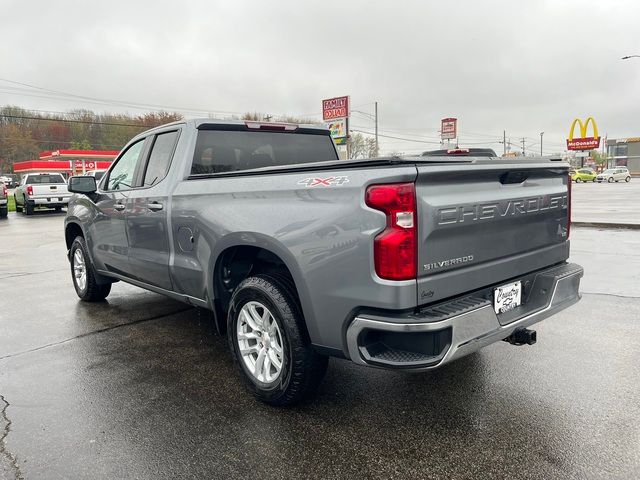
[[64, 119, 583, 405]]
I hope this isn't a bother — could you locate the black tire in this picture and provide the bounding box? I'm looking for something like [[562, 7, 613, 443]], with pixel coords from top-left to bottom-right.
[[608, 177, 614, 183], [575, 178, 581, 183], [227, 274, 328, 406], [592, 178, 596, 182], [69, 236, 111, 302], [24, 202, 34, 216], [625, 176, 631, 182], [14, 196, 22, 212], [0, 206, 7, 219]]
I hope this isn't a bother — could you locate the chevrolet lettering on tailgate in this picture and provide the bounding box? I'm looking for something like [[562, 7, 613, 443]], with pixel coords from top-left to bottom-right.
[[437, 194, 567, 225]]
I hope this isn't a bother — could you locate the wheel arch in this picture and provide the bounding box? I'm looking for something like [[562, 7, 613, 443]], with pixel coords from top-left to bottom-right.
[[208, 233, 316, 341]]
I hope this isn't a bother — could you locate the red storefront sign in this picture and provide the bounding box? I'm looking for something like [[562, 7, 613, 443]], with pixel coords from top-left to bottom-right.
[[322, 96, 350, 121]]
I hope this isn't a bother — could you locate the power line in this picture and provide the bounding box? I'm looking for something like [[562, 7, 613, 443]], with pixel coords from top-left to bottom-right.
[[0, 113, 153, 128]]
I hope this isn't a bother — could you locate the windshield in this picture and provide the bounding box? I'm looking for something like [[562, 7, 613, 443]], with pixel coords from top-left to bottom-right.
[[602, 169, 616, 174]]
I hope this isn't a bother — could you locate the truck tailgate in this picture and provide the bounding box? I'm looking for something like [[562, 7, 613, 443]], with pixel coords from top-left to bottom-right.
[[31, 184, 69, 197], [415, 161, 570, 304]]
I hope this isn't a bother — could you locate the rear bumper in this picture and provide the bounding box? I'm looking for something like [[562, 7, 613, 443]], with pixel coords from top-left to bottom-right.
[[27, 196, 70, 206], [346, 262, 583, 370]]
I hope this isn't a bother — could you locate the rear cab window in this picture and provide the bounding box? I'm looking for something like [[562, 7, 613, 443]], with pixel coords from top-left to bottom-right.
[[190, 124, 338, 175], [26, 174, 65, 184]]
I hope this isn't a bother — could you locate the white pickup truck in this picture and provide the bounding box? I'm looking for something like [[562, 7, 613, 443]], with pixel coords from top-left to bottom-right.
[[14, 172, 71, 215]]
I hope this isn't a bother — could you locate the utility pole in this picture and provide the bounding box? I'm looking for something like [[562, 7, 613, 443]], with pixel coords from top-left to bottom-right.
[[540, 132, 544, 156], [503, 130, 506, 155], [374, 101, 379, 157], [521, 137, 526, 156], [264, 114, 273, 122]]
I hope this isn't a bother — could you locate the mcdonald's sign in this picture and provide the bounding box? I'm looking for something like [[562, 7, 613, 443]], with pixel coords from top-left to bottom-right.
[[566, 117, 600, 151]]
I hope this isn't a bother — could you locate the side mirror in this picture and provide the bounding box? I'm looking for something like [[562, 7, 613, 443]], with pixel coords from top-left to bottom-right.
[[68, 175, 97, 194]]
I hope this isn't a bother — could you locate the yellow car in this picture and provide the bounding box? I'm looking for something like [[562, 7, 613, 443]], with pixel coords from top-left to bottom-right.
[[571, 168, 597, 182]]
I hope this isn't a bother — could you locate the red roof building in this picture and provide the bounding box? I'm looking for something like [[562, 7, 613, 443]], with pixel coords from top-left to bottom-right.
[[13, 149, 120, 175]]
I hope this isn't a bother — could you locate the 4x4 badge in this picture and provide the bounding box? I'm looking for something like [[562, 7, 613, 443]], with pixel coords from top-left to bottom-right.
[[298, 176, 349, 187]]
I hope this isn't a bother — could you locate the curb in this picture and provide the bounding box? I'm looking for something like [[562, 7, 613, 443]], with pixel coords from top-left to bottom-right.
[[573, 221, 640, 230]]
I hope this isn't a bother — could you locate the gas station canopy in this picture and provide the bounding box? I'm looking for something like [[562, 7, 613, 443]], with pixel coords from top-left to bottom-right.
[[13, 149, 120, 175]]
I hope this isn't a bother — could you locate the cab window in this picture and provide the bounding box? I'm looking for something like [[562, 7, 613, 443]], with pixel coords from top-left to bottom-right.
[[106, 139, 146, 191], [142, 131, 179, 187]]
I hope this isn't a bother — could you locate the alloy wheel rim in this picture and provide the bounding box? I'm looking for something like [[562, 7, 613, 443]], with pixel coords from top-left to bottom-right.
[[73, 249, 87, 292], [237, 301, 284, 383]]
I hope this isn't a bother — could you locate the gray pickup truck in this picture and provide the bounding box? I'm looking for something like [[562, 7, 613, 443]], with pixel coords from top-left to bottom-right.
[[65, 119, 583, 405]]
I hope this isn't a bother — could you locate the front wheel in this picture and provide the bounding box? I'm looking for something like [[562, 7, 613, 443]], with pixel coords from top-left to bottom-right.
[[70, 236, 111, 301], [608, 177, 614, 183], [228, 275, 328, 406], [625, 176, 631, 182], [575, 178, 581, 183]]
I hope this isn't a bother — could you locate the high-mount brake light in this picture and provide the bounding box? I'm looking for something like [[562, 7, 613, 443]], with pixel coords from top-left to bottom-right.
[[244, 121, 298, 132], [446, 148, 470, 155], [365, 183, 417, 281], [27, 185, 33, 196]]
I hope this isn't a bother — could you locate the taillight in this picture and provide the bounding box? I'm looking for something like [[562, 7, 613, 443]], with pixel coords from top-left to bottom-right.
[[567, 173, 572, 239], [365, 183, 417, 280], [27, 185, 33, 196]]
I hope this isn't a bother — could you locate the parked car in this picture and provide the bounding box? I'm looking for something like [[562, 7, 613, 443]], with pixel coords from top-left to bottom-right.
[[571, 168, 597, 182], [596, 167, 631, 183], [14, 172, 71, 215], [0, 181, 8, 218], [64, 119, 583, 405]]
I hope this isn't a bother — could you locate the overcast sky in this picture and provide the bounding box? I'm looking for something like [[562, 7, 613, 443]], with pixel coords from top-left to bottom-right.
[[1, 0, 639, 155]]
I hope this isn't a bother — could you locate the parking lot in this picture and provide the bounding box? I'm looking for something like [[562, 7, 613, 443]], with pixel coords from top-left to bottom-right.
[[1, 206, 639, 479], [571, 180, 640, 226]]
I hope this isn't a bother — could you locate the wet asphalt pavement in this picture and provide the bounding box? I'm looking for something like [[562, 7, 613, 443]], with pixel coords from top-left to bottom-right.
[[1, 211, 639, 479]]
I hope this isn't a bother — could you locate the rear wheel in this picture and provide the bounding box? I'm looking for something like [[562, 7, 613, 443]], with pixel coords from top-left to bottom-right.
[[625, 176, 631, 182], [70, 236, 111, 302], [0, 206, 7, 219], [228, 274, 328, 406], [24, 202, 34, 215], [575, 178, 581, 183]]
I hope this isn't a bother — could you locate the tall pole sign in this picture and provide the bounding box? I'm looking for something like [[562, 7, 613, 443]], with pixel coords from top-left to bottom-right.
[[566, 117, 600, 151], [323, 96, 350, 158], [441, 118, 457, 141]]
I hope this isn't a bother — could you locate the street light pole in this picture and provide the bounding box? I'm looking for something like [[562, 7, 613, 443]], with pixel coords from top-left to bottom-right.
[[374, 101, 379, 157], [540, 132, 544, 156]]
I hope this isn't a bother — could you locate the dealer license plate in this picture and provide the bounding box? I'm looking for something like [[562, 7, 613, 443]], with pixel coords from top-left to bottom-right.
[[494, 281, 522, 314]]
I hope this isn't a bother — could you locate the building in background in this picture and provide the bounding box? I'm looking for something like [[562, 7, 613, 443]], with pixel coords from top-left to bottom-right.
[[607, 137, 640, 174], [13, 149, 119, 177]]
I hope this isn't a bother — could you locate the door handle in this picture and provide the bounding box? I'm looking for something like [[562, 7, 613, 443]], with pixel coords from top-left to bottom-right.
[[114, 203, 126, 211], [148, 202, 163, 212]]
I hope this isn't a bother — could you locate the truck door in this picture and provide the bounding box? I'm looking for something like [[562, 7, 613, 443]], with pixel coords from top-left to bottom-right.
[[125, 129, 180, 291], [91, 138, 148, 277]]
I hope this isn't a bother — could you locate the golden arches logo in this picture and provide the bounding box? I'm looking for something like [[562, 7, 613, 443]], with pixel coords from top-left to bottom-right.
[[567, 116, 601, 151], [568, 117, 599, 141]]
